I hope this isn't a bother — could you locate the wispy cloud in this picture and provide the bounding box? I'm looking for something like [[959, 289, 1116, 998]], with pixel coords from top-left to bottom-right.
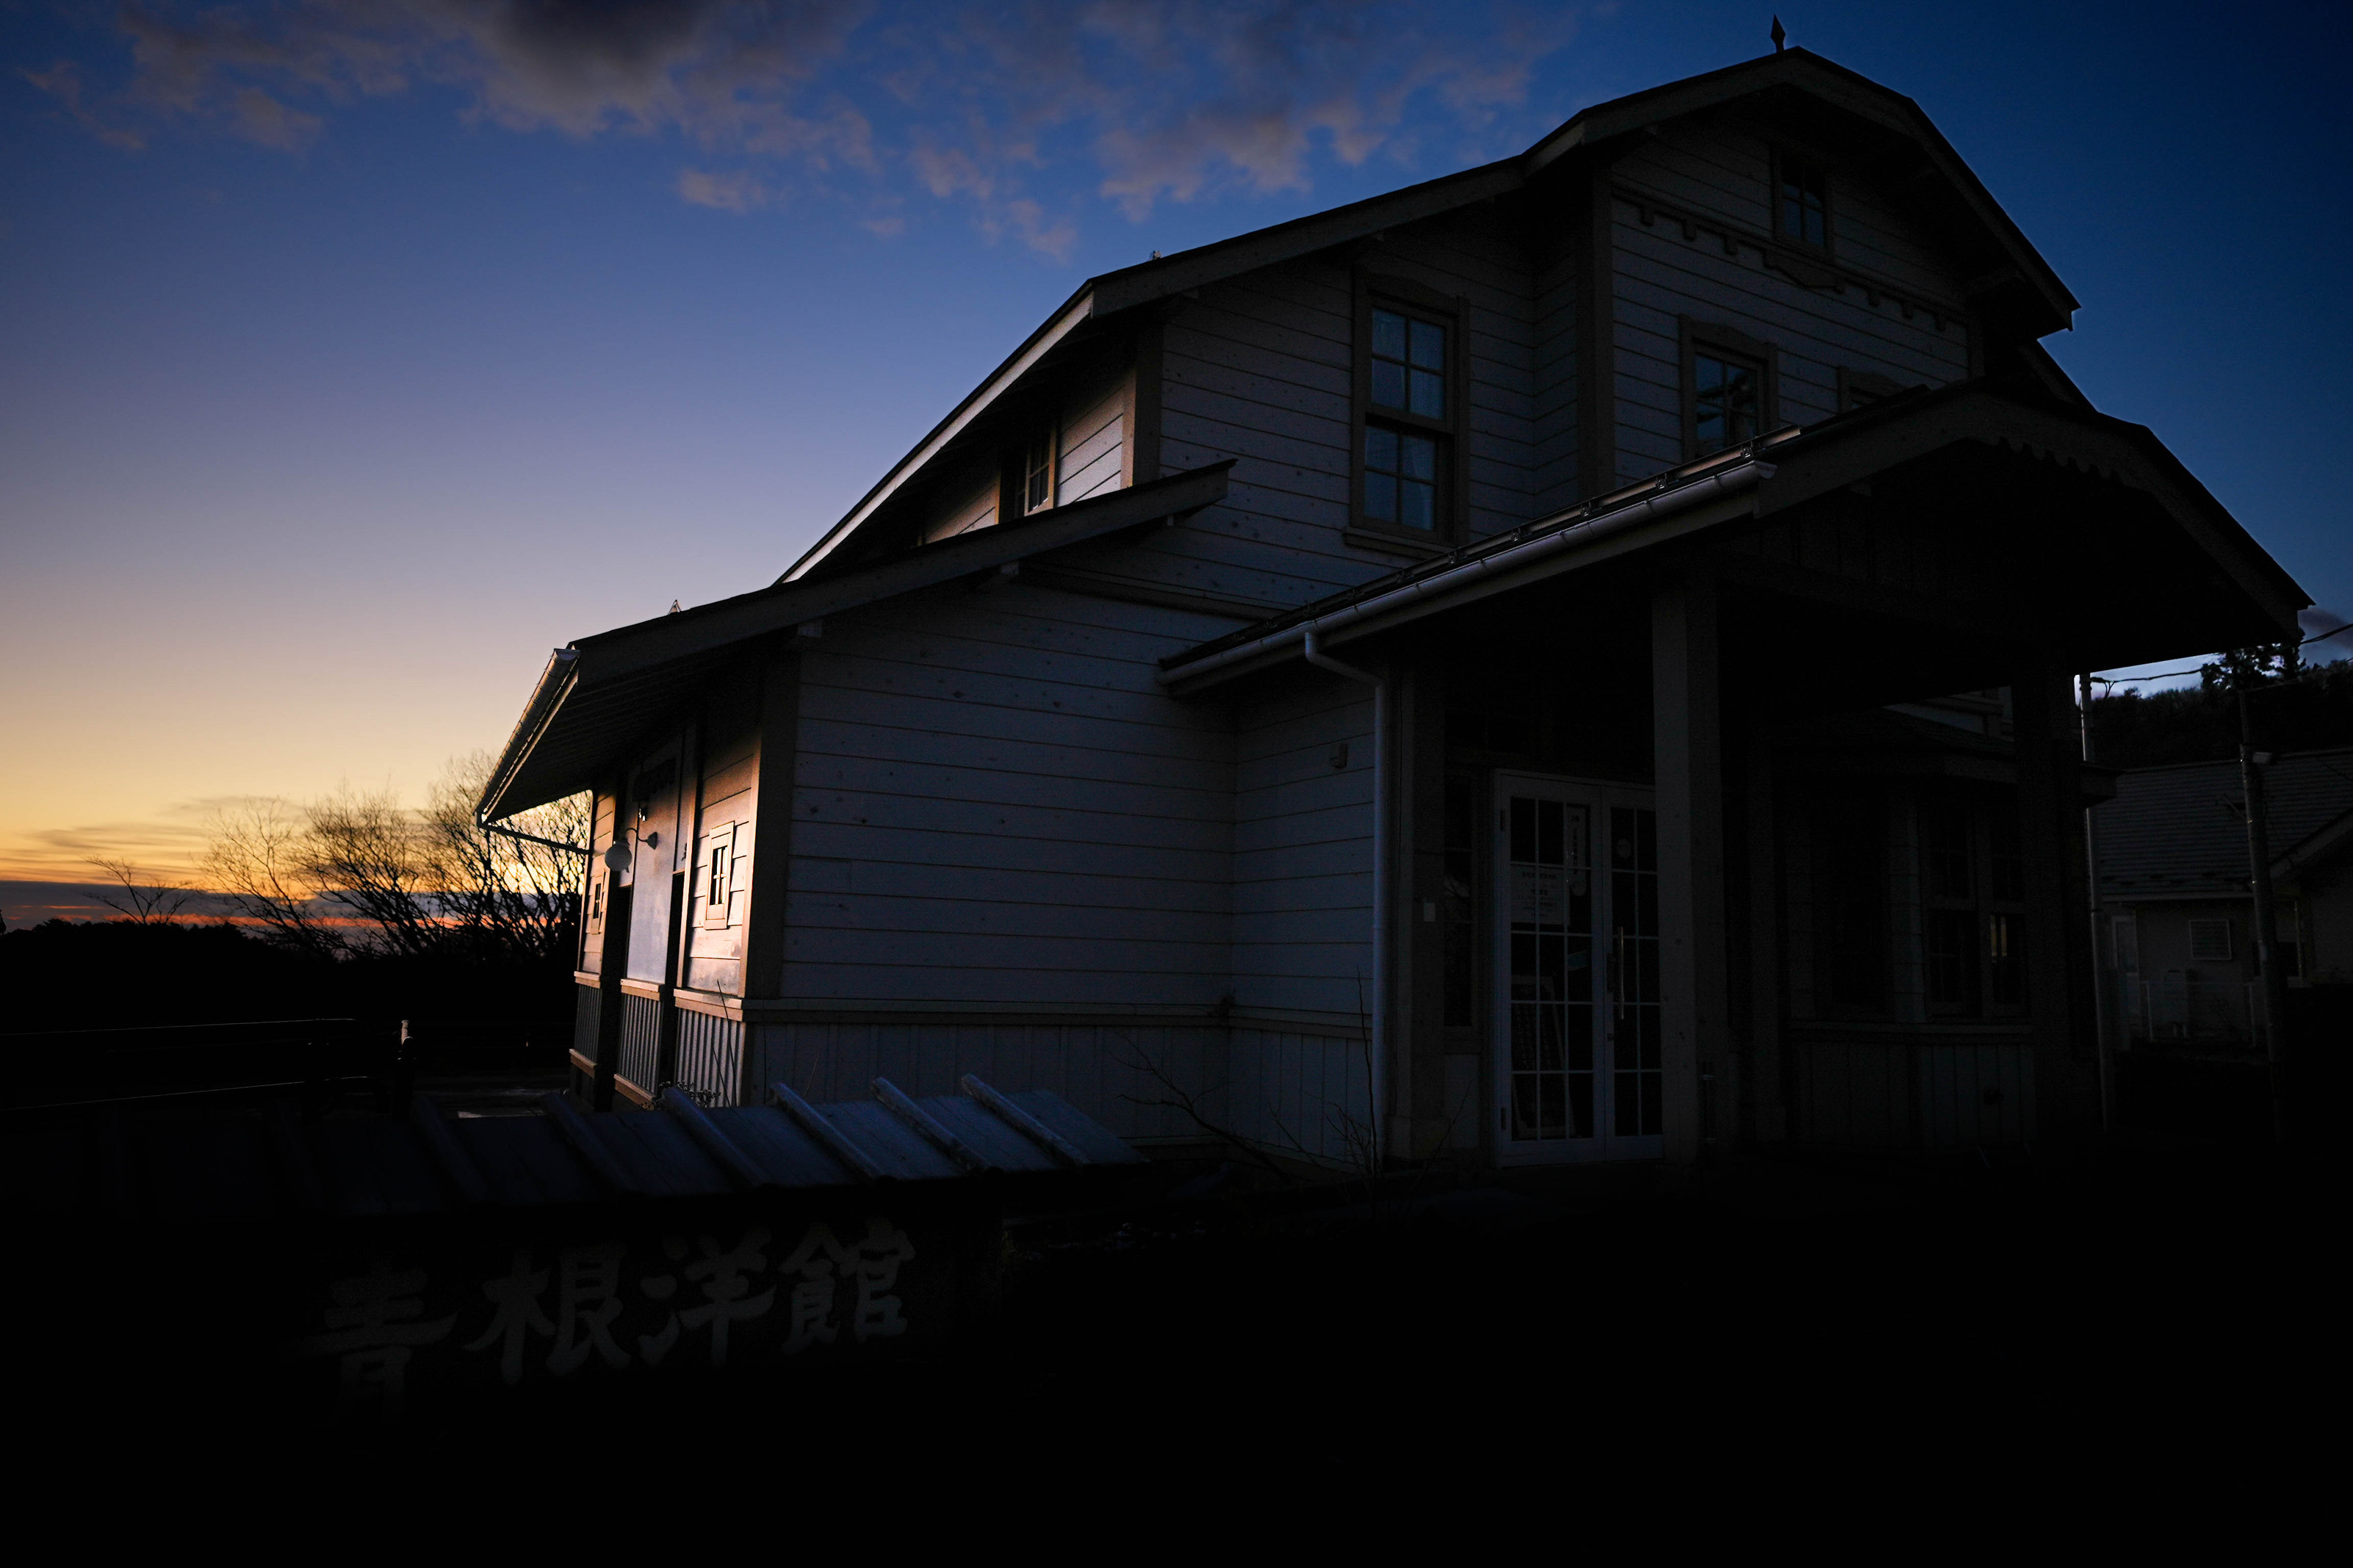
[[40, 1, 1583, 254]]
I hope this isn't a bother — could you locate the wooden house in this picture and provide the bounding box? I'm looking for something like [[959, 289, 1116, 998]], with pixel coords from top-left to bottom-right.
[[2100, 746, 2353, 1042], [478, 49, 2307, 1164]]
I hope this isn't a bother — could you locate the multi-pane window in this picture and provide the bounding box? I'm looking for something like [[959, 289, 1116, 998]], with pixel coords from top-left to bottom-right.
[[1371, 308, 1446, 418], [1363, 303, 1450, 534], [1923, 794, 2028, 1017], [1693, 351, 1764, 454], [1023, 428, 1056, 514], [2187, 919, 2233, 963], [1364, 426, 1441, 531], [1779, 154, 1828, 249]]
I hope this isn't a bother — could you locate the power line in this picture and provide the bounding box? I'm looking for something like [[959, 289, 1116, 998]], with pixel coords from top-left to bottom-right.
[[2094, 626, 2350, 687]]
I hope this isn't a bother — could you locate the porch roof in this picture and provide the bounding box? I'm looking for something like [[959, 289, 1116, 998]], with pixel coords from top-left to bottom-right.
[[1157, 380, 2308, 700], [478, 462, 1230, 823]]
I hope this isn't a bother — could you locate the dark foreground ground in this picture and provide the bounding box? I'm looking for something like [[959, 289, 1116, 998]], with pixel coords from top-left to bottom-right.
[[17, 1119, 2331, 1537]]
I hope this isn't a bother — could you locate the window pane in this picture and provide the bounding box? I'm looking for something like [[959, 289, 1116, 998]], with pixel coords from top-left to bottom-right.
[[1373, 308, 1408, 361], [1409, 368, 1445, 419], [1365, 472, 1398, 522], [1402, 432, 1437, 481], [1371, 358, 1406, 411], [1366, 424, 1398, 471], [1402, 480, 1435, 530], [1409, 318, 1446, 370]]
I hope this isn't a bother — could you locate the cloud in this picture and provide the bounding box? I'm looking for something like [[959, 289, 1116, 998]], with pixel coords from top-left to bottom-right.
[[2299, 607, 2352, 662], [676, 165, 772, 212], [55, 1, 1585, 248], [20, 59, 148, 149]]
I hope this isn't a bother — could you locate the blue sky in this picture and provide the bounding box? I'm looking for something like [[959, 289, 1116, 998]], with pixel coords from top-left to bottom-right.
[[2, 0, 2348, 920]]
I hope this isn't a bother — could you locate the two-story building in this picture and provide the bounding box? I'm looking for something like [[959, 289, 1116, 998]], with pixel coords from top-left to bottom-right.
[[479, 48, 2307, 1164]]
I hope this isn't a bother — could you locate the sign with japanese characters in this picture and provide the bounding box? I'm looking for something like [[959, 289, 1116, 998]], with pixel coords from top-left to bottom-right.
[[286, 1210, 955, 1422]]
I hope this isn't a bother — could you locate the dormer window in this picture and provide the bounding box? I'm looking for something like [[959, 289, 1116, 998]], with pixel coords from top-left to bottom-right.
[[1776, 153, 1828, 250], [1023, 427, 1056, 514]]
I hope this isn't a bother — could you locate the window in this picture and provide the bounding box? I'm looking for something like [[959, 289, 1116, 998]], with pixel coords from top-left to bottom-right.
[[1356, 289, 1458, 539], [701, 823, 737, 929], [1693, 351, 1765, 454], [1776, 153, 1829, 250], [1921, 793, 2029, 1017], [2188, 918, 2233, 963], [1371, 308, 1446, 419], [1022, 427, 1056, 515], [588, 873, 607, 935], [1364, 425, 1441, 532]]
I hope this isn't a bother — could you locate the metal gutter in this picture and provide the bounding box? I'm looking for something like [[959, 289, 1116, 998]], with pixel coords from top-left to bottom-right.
[[1157, 456, 1774, 692]]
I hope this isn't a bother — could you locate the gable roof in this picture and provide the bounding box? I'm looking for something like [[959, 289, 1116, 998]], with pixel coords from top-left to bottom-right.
[[782, 48, 2078, 584], [478, 462, 1230, 821], [2100, 747, 2353, 899]]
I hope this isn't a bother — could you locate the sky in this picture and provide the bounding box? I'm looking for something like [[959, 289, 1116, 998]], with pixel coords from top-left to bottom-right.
[[3, 0, 2349, 925]]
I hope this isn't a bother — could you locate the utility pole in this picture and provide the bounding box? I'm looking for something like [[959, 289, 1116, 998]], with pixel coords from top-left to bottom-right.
[[2235, 684, 2291, 1144], [2080, 673, 2114, 1136]]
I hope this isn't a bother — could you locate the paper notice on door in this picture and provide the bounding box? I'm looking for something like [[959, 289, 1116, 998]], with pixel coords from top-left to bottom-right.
[[1511, 864, 1563, 925]]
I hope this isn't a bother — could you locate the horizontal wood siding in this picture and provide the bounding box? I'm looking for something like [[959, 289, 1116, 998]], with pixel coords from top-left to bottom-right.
[[1058, 368, 1127, 504], [1231, 670, 1373, 1022], [920, 467, 1001, 544], [1228, 1025, 1374, 1166], [1366, 216, 1540, 539], [784, 578, 1237, 1008], [1611, 123, 1973, 486], [750, 1019, 1226, 1142], [673, 1008, 747, 1108]]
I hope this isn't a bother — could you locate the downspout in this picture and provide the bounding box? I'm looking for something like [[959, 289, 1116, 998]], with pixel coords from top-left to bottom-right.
[[1303, 629, 1390, 1168]]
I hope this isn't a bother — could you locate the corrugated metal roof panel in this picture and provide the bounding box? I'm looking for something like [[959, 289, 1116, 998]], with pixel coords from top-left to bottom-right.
[[5, 1078, 1141, 1226]]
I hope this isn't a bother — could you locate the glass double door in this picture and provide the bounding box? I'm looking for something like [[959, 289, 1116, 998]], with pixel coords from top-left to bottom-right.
[[1493, 773, 1662, 1163]]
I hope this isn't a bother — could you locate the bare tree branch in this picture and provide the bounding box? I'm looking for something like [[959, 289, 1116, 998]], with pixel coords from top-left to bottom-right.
[[83, 859, 201, 924]]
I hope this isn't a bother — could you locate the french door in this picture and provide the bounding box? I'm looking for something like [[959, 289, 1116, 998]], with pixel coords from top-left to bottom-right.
[[1492, 773, 1663, 1163]]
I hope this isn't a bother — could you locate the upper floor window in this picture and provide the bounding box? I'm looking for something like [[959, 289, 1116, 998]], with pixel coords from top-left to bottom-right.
[[1023, 427, 1056, 515], [1776, 153, 1828, 250], [1371, 308, 1446, 419], [1357, 289, 1460, 539], [1693, 350, 1764, 452]]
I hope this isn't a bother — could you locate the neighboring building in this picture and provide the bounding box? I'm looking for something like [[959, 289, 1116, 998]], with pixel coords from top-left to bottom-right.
[[2101, 747, 2353, 1044], [479, 49, 2307, 1163]]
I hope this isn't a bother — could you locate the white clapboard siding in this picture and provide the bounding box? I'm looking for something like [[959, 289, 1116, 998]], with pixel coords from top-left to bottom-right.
[[1058, 371, 1127, 504], [783, 576, 1236, 1008], [1610, 192, 1972, 484], [751, 1019, 1227, 1142], [919, 468, 1001, 544], [1621, 120, 1964, 303], [1228, 670, 1374, 1024]]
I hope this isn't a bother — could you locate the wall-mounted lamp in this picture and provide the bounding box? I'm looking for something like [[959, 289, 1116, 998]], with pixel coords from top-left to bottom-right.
[[602, 842, 632, 874]]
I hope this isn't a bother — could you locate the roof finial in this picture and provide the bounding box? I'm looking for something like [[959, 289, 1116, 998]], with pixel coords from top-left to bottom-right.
[[1770, 15, 1787, 51], [669, 600, 682, 614]]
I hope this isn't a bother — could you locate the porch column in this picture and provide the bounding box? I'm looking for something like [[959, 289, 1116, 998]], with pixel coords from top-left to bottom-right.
[[2011, 671, 2096, 1142], [1653, 578, 1730, 1164]]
